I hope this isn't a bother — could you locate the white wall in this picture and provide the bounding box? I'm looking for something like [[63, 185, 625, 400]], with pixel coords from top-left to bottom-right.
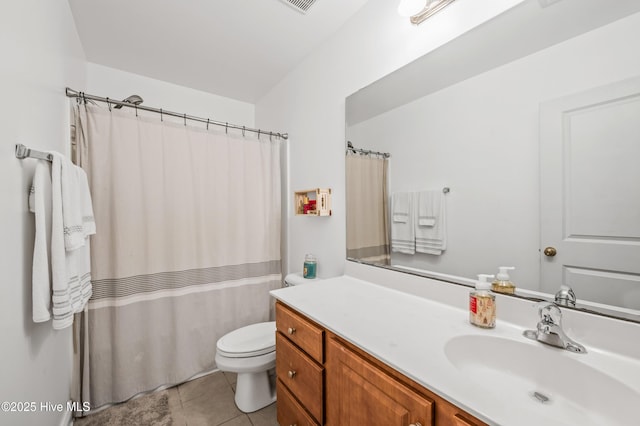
[[347, 10, 640, 290], [0, 1, 86, 425], [255, 0, 523, 278], [85, 63, 255, 126]]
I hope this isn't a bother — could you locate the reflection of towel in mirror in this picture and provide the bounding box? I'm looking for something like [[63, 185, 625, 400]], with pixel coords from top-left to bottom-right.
[[415, 191, 446, 255], [391, 192, 415, 254], [417, 190, 438, 226]]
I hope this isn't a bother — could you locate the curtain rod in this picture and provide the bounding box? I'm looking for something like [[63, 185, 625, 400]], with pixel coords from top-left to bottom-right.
[[346, 141, 390, 158], [65, 88, 289, 141]]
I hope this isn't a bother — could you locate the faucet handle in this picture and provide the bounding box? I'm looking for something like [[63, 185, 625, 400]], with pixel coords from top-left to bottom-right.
[[537, 301, 562, 324], [555, 285, 576, 307]]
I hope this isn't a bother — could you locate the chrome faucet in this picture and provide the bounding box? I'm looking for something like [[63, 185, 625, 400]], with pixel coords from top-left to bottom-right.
[[523, 302, 587, 353]]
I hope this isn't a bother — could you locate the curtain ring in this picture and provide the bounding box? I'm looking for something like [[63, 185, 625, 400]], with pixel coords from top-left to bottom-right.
[[242, 126, 245, 137], [269, 132, 273, 142], [258, 129, 261, 139], [160, 108, 163, 122], [106, 97, 112, 112], [206, 118, 210, 130], [184, 113, 187, 126], [225, 122, 228, 134], [135, 104, 138, 117]]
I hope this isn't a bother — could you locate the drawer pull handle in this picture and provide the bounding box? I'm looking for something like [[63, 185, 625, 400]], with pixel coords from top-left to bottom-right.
[[288, 370, 297, 379], [287, 327, 296, 335], [409, 423, 422, 426]]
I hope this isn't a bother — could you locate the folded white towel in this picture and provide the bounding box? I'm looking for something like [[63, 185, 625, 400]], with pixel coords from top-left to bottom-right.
[[30, 161, 53, 323], [415, 191, 446, 255], [391, 192, 415, 254], [50, 153, 94, 330], [392, 192, 410, 223], [417, 190, 439, 227], [61, 157, 95, 250]]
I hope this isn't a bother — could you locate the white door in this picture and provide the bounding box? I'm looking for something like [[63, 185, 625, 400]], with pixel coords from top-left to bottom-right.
[[540, 76, 640, 312]]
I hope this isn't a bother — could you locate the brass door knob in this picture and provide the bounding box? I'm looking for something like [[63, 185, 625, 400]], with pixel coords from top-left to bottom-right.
[[543, 247, 557, 257], [287, 327, 296, 335], [288, 370, 296, 379]]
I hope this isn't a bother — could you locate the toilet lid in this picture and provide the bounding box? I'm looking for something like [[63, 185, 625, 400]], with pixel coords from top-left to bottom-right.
[[216, 321, 276, 358]]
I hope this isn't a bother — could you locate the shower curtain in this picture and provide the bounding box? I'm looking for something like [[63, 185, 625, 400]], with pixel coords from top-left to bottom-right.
[[72, 103, 282, 408], [346, 153, 390, 264]]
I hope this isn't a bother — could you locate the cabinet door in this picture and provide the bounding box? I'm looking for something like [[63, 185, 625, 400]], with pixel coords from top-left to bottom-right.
[[327, 337, 434, 426]]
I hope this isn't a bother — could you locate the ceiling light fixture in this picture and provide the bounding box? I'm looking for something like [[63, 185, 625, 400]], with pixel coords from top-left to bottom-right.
[[398, 0, 457, 25]]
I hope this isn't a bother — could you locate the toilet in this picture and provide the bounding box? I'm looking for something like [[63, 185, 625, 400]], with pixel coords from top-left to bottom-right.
[[214, 273, 320, 412]]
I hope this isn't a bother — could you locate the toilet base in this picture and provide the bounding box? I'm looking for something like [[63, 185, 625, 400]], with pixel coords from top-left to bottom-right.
[[234, 370, 276, 413]]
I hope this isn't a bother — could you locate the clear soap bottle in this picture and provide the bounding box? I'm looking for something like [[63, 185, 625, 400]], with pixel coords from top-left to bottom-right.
[[469, 274, 496, 329], [491, 266, 516, 294]]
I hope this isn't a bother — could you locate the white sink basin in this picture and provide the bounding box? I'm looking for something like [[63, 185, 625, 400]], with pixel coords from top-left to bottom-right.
[[444, 335, 638, 426]]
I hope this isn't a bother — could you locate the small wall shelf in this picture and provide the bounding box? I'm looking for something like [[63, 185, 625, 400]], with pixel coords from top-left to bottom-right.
[[295, 188, 332, 216]]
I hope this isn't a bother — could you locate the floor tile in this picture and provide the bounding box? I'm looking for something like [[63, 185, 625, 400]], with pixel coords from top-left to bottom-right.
[[247, 402, 278, 426], [223, 371, 237, 385], [167, 387, 187, 426], [182, 380, 241, 426], [219, 414, 253, 426], [178, 371, 230, 404]]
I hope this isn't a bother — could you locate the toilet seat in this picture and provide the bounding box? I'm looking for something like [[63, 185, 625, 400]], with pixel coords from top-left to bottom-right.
[[216, 321, 276, 358]]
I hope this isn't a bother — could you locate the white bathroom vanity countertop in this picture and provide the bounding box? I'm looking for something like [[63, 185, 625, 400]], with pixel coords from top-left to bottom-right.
[[270, 275, 640, 426]]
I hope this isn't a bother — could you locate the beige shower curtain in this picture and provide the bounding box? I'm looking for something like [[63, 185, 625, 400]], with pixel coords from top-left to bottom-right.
[[346, 154, 390, 264], [72, 103, 282, 409]]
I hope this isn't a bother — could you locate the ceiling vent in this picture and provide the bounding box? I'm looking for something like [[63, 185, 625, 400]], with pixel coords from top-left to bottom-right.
[[280, 0, 317, 14]]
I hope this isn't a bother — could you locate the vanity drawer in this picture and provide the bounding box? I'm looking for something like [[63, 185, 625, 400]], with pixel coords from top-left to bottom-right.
[[276, 302, 324, 363], [276, 332, 324, 423], [276, 378, 319, 426]]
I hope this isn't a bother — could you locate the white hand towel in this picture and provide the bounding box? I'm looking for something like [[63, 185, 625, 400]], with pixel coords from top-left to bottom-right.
[[415, 191, 446, 255], [61, 156, 95, 250], [30, 161, 53, 323], [392, 192, 410, 223], [50, 153, 93, 330], [391, 192, 415, 254], [417, 190, 439, 227]]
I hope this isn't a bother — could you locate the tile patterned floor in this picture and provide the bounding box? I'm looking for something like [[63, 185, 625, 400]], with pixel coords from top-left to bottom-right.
[[78, 371, 278, 426], [171, 371, 278, 426]]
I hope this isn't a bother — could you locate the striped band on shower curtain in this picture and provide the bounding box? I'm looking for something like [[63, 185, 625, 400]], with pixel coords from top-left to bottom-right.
[[72, 103, 282, 409]]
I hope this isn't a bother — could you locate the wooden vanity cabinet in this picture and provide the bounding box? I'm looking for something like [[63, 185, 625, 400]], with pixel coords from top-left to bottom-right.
[[275, 301, 487, 426]]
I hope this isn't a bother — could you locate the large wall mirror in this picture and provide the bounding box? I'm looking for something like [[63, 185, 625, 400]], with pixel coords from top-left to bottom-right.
[[345, 0, 640, 322]]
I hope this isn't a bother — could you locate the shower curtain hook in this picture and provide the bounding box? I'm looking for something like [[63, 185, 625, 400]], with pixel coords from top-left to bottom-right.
[[106, 97, 112, 112], [258, 129, 261, 139], [225, 122, 228, 134], [160, 108, 163, 122], [269, 132, 273, 142], [183, 113, 187, 126], [206, 118, 210, 130], [242, 126, 245, 137], [135, 104, 138, 117]]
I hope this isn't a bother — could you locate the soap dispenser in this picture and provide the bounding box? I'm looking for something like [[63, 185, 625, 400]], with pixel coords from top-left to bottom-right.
[[492, 266, 516, 294], [469, 274, 496, 329]]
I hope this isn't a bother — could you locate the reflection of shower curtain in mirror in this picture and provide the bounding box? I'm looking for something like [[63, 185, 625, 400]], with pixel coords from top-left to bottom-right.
[[71, 104, 281, 410], [346, 154, 390, 264]]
